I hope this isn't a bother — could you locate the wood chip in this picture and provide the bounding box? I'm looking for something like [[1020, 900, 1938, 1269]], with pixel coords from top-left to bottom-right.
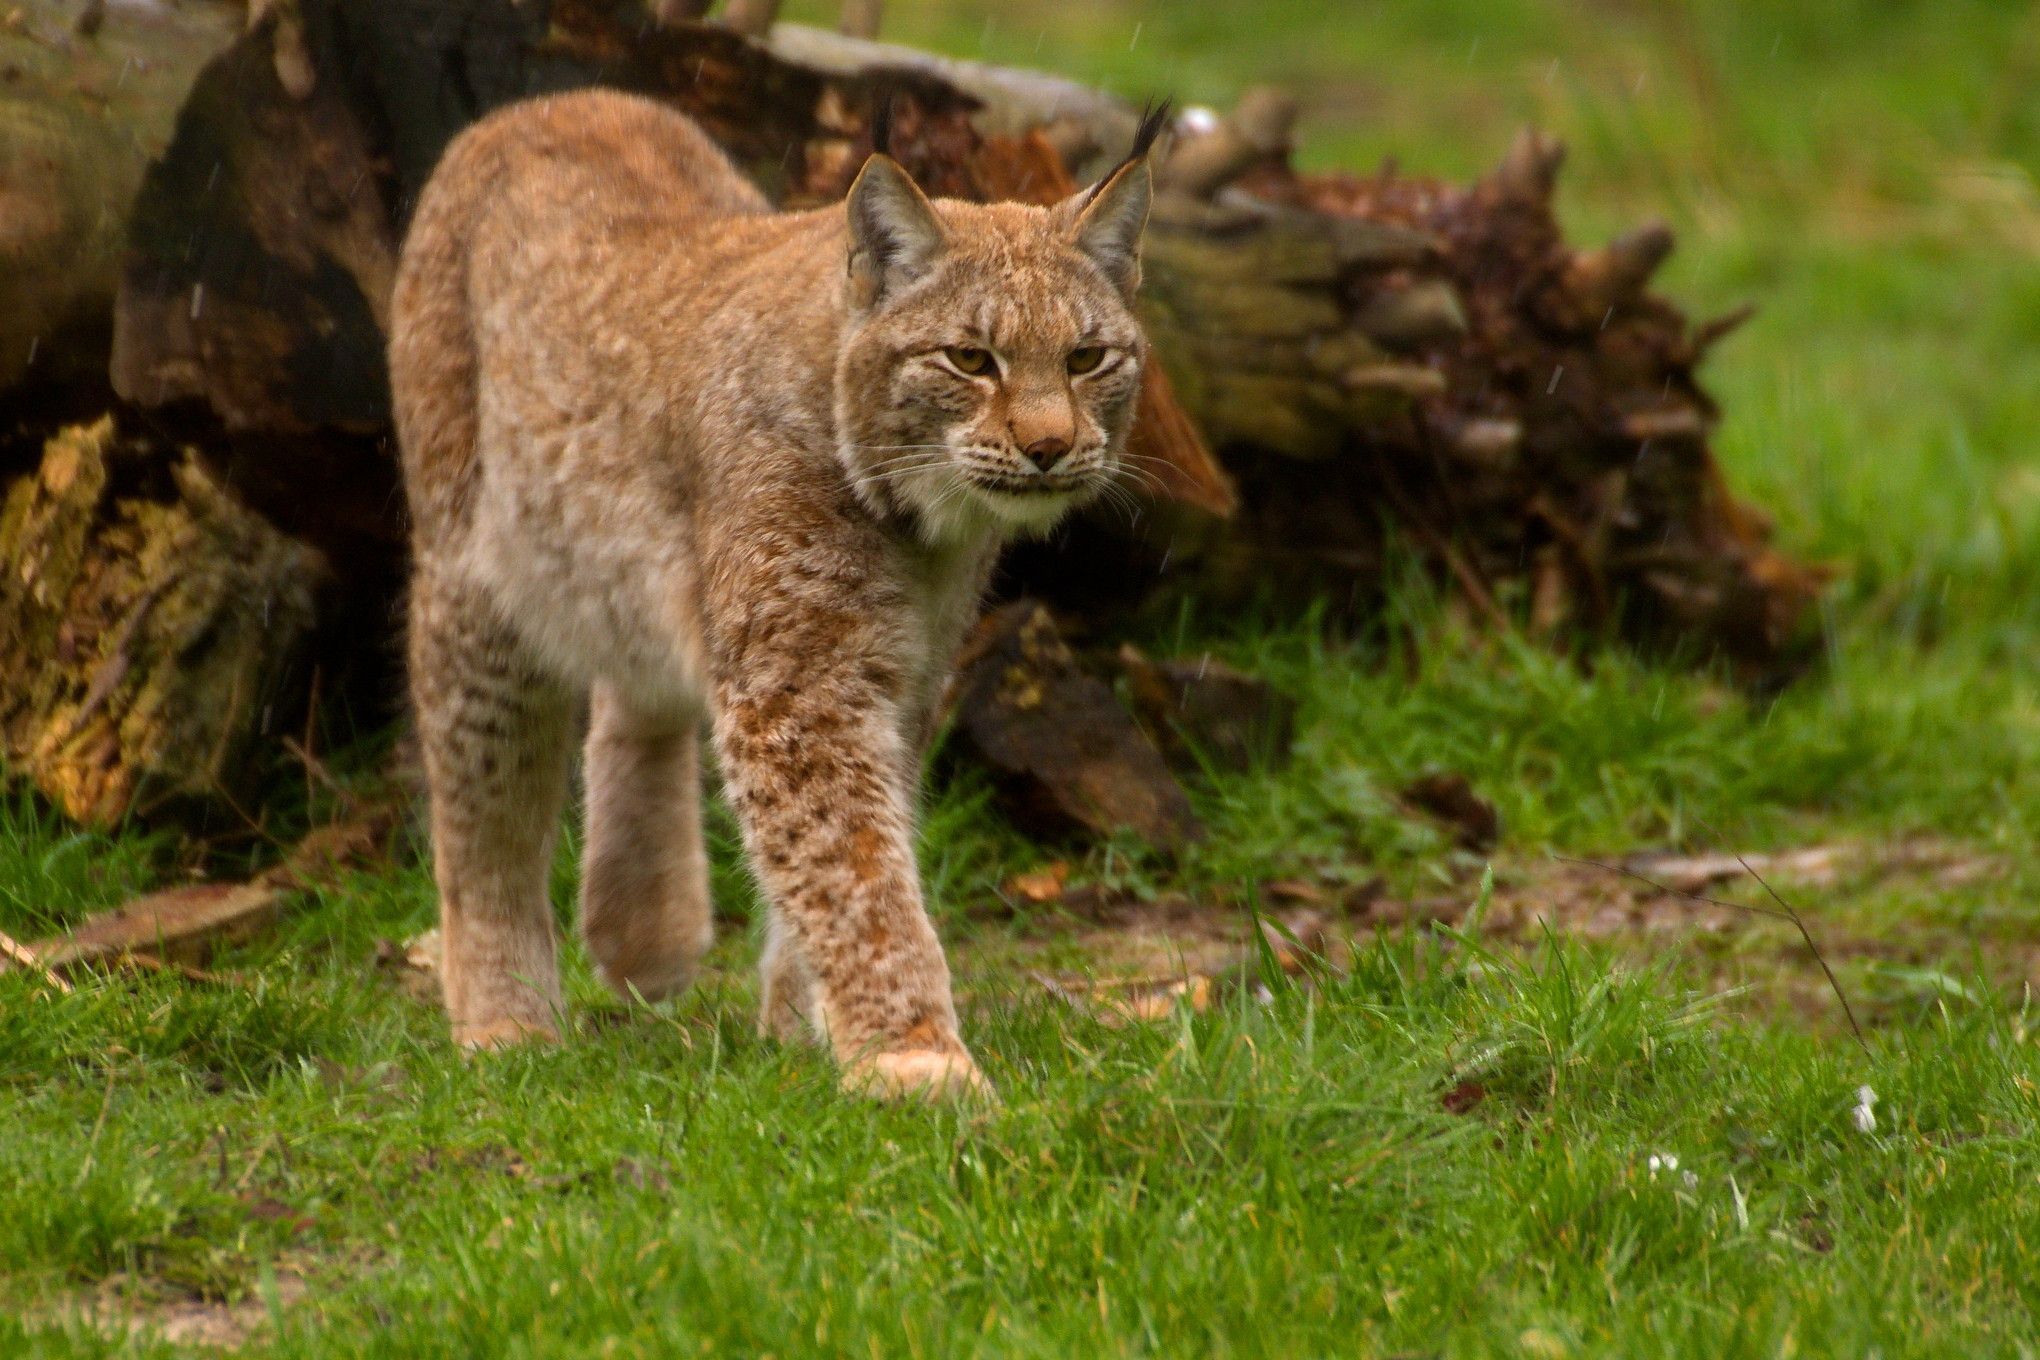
[[949, 602, 1203, 847], [0, 804, 398, 979], [1004, 862, 1071, 904]]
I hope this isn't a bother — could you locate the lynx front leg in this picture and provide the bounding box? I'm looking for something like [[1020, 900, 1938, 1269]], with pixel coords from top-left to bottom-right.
[[712, 659, 988, 1101], [410, 576, 577, 1049], [580, 686, 715, 1003]]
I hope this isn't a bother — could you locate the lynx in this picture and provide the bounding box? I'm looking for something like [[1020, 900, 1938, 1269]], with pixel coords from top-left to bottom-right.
[[388, 88, 1161, 1099]]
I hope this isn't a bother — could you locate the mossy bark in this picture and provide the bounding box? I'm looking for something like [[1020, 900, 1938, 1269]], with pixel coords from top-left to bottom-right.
[[0, 418, 323, 825]]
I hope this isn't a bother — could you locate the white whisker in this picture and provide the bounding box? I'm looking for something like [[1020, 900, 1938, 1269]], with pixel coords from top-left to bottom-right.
[[861, 450, 951, 470], [850, 451, 952, 489], [1094, 480, 1144, 529], [1111, 466, 1168, 496]]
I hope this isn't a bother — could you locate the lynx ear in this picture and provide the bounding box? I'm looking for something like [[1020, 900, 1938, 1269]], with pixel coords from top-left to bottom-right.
[[1061, 102, 1167, 298], [846, 154, 946, 302], [1062, 158, 1153, 298]]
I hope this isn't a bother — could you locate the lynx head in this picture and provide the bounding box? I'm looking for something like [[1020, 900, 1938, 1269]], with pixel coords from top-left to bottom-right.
[[834, 109, 1166, 542]]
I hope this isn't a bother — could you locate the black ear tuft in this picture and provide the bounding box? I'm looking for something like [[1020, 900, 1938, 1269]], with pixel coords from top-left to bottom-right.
[[869, 92, 895, 159], [1129, 97, 1173, 161], [1077, 98, 1173, 212]]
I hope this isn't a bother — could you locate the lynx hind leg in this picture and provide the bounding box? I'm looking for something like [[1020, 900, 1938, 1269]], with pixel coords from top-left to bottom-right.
[[410, 577, 578, 1050], [579, 687, 715, 1003], [758, 910, 821, 1044]]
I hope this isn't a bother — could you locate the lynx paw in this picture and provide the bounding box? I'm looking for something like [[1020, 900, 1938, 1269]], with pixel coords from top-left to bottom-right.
[[454, 1016, 561, 1052], [843, 1048, 996, 1104], [759, 994, 824, 1046], [592, 953, 700, 1006]]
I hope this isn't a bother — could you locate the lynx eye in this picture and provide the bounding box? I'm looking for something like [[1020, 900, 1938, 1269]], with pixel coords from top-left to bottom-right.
[[944, 346, 996, 377], [1066, 346, 1107, 375]]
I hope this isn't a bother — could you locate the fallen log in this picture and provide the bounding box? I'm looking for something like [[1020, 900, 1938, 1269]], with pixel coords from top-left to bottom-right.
[[0, 0, 239, 398], [0, 0, 1824, 831]]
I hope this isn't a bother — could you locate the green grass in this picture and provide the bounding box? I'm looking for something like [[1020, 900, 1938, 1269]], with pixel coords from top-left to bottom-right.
[[6, 921, 2039, 1356], [7, 0, 2040, 1353]]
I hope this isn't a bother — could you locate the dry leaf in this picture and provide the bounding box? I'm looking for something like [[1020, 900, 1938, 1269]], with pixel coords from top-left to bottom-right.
[[1005, 861, 1071, 904]]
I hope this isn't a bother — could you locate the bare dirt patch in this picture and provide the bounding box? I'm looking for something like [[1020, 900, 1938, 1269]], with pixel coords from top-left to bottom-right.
[[31, 1269, 308, 1351], [980, 838, 2023, 1030]]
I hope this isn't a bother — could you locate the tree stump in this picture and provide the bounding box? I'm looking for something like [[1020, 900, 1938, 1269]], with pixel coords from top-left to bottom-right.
[[0, 416, 323, 824]]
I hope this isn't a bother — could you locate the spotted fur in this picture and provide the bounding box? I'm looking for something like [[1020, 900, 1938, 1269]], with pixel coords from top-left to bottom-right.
[[389, 89, 1155, 1099]]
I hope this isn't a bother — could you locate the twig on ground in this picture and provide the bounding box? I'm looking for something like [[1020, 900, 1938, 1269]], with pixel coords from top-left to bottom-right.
[[280, 734, 356, 813], [189, 771, 286, 851], [1724, 845, 1868, 1050], [1690, 813, 1869, 1050], [16, 801, 401, 978], [112, 951, 232, 985], [0, 929, 73, 993], [1028, 970, 1091, 1007], [73, 1066, 118, 1188], [1553, 853, 1868, 1053]]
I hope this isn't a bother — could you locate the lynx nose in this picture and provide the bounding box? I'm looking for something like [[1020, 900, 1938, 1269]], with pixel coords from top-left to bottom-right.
[[1022, 435, 1071, 471]]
